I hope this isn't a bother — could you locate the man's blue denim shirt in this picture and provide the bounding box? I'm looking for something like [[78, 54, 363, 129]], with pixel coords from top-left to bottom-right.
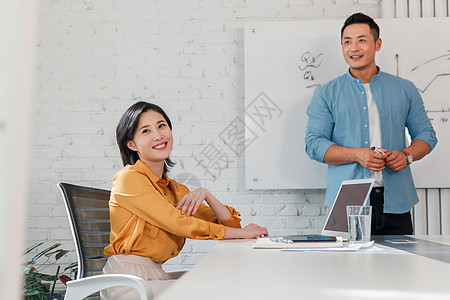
[[305, 69, 437, 213]]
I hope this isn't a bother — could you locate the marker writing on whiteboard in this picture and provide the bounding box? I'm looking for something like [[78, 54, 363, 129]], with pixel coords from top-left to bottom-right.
[[371, 146, 385, 154]]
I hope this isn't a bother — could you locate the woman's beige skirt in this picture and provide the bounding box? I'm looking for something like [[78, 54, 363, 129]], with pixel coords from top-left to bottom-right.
[[100, 254, 176, 299]]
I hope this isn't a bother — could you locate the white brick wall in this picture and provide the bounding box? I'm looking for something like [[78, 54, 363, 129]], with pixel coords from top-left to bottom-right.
[[28, 0, 381, 275]]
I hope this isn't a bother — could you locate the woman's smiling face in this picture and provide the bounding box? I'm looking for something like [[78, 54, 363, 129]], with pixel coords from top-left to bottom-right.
[[126, 109, 173, 170]]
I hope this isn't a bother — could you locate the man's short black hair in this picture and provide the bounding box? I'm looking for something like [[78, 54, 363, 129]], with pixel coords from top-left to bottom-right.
[[341, 12, 380, 41]]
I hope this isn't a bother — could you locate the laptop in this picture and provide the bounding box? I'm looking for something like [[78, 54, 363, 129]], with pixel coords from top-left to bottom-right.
[[281, 178, 375, 242]]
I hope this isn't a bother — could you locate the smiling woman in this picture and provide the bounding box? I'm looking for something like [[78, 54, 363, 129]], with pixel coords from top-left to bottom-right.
[[115, 102, 176, 177], [101, 102, 268, 299], [124, 109, 174, 178]]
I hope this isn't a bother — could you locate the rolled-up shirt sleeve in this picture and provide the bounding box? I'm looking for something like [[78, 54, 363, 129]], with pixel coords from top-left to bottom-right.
[[193, 204, 242, 228], [218, 205, 242, 228], [305, 87, 336, 163], [405, 81, 437, 151]]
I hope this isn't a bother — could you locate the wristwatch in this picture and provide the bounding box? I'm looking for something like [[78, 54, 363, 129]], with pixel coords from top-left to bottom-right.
[[402, 150, 413, 165]]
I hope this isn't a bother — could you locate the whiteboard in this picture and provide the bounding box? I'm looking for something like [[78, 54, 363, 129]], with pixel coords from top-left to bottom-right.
[[244, 18, 450, 189]]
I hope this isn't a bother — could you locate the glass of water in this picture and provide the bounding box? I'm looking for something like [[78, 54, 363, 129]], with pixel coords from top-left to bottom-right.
[[347, 206, 372, 243]]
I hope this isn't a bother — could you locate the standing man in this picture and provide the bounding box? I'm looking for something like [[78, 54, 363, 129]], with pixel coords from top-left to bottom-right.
[[305, 13, 437, 235]]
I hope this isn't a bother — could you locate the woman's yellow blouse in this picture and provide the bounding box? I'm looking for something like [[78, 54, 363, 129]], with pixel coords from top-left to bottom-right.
[[104, 160, 242, 262]]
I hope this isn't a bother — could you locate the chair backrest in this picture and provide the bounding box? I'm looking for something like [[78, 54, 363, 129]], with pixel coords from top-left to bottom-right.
[[58, 182, 111, 280]]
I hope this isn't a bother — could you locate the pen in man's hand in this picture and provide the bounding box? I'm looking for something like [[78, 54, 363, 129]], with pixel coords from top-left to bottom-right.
[[371, 146, 385, 155]]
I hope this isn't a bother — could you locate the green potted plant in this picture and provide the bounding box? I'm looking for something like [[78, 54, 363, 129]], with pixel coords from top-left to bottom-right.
[[23, 242, 77, 300]]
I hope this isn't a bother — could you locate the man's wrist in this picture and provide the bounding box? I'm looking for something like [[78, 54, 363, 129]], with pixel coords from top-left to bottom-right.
[[401, 149, 413, 165]]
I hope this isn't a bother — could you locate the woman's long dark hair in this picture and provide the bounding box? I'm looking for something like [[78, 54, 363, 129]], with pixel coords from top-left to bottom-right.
[[116, 101, 175, 173]]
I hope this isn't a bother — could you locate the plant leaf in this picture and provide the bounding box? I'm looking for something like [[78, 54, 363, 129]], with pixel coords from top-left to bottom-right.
[[25, 292, 50, 300], [30, 243, 62, 263], [33, 272, 58, 282], [24, 242, 45, 255], [23, 241, 78, 292], [64, 261, 78, 271], [55, 250, 69, 260], [44, 249, 63, 258], [24, 276, 46, 296], [58, 275, 72, 285]]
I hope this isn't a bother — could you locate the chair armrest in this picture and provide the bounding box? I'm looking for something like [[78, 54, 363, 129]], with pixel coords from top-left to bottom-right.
[[166, 269, 189, 279], [64, 274, 154, 300]]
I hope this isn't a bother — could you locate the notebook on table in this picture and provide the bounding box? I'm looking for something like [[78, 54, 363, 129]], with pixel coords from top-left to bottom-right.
[[253, 178, 375, 249]]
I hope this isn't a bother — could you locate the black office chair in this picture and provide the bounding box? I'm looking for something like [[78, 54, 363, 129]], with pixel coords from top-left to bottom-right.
[[58, 182, 154, 300]]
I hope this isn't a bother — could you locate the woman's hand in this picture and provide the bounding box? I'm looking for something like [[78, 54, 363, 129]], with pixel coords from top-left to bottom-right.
[[224, 223, 269, 239], [241, 223, 269, 239], [176, 188, 233, 220], [175, 188, 209, 216]]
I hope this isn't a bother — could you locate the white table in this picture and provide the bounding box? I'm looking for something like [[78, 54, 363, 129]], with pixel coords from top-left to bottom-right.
[[157, 236, 450, 300]]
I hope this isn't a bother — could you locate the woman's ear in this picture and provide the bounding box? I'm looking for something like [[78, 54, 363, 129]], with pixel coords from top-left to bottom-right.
[[126, 141, 137, 151]]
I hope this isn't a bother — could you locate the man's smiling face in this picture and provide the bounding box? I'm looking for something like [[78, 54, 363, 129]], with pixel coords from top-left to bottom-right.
[[341, 23, 381, 76]]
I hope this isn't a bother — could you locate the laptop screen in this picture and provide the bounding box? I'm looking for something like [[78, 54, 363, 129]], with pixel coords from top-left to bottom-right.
[[322, 179, 374, 236]]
